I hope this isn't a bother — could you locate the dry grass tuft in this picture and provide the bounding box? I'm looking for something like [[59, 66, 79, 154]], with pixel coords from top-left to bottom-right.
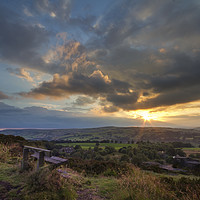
[[0, 143, 22, 163], [112, 167, 177, 200]]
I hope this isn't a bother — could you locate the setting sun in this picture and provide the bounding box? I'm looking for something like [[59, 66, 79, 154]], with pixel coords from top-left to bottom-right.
[[141, 111, 151, 121], [138, 111, 154, 122], [128, 110, 160, 122]]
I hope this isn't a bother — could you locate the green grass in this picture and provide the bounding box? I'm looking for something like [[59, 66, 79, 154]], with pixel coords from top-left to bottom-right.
[[0, 162, 27, 186], [58, 142, 137, 150], [86, 176, 118, 198]]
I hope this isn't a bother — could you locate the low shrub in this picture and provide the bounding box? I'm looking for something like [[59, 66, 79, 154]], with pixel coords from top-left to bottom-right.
[[67, 158, 130, 176], [23, 168, 76, 200], [160, 177, 200, 199]]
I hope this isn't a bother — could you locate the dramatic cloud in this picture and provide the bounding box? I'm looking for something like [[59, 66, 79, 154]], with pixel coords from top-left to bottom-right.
[[73, 96, 96, 106], [20, 70, 111, 98], [1, 0, 200, 127], [42, 38, 97, 75], [102, 105, 119, 113], [20, 70, 138, 111], [7, 68, 34, 82], [85, 0, 200, 111], [135, 85, 200, 110], [0, 6, 47, 58], [106, 93, 139, 110], [16, 1, 200, 112]]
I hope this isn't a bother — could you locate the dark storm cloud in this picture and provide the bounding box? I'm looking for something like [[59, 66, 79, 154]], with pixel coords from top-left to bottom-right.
[[73, 96, 96, 106], [106, 93, 139, 111], [19, 70, 138, 110], [0, 3, 52, 74], [102, 0, 200, 48], [143, 1, 200, 47], [0, 2, 88, 76], [20, 0, 200, 111], [135, 85, 200, 110], [139, 51, 200, 92], [103, 105, 119, 113], [20, 71, 112, 98], [2, 0, 200, 112], [85, 0, 200, 110], [0, 6, 47, 56], [90, 0, 200, 56], [89, 0, 200, 74]]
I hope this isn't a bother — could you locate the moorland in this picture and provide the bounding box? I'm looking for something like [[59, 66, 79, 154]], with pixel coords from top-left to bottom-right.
[[1, 127, 200, 199]]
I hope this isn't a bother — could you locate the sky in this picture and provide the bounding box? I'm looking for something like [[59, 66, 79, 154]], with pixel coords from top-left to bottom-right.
[[0, 0, 200, 128]]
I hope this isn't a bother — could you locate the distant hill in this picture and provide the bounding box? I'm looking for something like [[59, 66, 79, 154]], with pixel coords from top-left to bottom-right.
[[1, 126, 200, 145]]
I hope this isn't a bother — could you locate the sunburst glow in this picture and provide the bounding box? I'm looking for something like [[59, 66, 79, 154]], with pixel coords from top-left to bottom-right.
[[138, 111, 153, 122], [141, 111, 151, 121], [128, 110, 160, 122]]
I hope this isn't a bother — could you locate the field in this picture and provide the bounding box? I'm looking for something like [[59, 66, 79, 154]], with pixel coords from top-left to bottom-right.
[[182, 147, 200, 156], [2, 126, 200, 145], [58, 142, 137, 150]]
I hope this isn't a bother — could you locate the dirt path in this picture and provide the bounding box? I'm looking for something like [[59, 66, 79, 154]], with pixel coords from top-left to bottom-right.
[[0, 181, 14, 199], [58, 168, 107, 200], [0, 181, 21, 200], [77, 188, 105, 200]]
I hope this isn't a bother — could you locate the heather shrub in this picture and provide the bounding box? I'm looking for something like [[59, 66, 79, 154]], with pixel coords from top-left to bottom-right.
[[23, 168, 76, 200], [67, 158, 130, 176]]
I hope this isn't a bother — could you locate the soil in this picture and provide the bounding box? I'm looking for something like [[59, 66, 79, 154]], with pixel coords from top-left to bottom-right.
[[0, 181, 14, 199], [77, 188, 105, 200], [0, 181, 21, 200]]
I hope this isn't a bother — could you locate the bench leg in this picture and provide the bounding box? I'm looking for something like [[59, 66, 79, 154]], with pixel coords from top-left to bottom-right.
[[21, 148, 29, 170], [37, 151, 45, 170]]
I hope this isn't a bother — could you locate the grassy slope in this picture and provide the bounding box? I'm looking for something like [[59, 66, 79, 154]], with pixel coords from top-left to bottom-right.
[[1, 142, 200, 200]]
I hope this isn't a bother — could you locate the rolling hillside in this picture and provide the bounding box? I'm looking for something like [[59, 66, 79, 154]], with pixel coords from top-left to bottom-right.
[[1, 127, 200, 145]]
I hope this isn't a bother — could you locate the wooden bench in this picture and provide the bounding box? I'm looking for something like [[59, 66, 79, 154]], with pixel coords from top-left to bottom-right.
[[22, 146, 67, 171]]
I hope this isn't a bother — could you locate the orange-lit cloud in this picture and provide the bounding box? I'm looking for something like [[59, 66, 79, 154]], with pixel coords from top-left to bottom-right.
[[159, 48, 166, 53], [1, 0, 200, 127]]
